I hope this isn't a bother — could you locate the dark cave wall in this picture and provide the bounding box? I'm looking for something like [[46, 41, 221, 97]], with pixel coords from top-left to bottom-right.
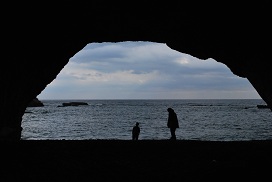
[[1, 3, 271, 140]]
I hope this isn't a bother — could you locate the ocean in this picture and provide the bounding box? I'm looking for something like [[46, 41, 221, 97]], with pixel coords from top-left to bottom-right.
[[22, 99, 272, 141]]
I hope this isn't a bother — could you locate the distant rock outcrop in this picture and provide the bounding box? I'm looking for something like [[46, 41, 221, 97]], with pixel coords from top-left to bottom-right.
[[27, 98, 44, 107], [58, 102, 88, 107], [257, 105, 269, 109]]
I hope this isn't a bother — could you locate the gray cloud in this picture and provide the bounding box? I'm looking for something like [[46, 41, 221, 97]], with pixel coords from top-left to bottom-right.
[[38, 41, 261, 99]]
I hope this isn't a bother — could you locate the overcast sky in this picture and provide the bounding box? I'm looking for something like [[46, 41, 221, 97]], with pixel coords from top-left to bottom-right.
[[37, 41, 261, 100]]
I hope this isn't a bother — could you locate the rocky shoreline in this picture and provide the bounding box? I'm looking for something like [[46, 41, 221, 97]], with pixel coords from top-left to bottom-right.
[[1, 140, 272, 181]]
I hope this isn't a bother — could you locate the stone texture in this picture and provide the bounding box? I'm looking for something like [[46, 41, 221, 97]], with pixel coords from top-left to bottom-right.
[[1, 3, 271, 140], [27, 98, 44, 107]]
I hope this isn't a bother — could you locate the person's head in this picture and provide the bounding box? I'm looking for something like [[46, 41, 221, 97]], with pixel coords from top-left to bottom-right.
[[136, 122, 139, 126], [167, 108, 174, 112]]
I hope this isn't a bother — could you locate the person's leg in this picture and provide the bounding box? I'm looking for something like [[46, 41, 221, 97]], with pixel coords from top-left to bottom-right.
[[170, 128, 176, 140], [170, 128, 174, 139]]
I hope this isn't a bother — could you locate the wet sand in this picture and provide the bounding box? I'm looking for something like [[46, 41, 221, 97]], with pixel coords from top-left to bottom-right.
[[1, 140, 272, 181]]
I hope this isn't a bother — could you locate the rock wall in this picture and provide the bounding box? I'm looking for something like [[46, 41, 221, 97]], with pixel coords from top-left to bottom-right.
[[1, 3, 271, 140], [27, 98, 44, 107]]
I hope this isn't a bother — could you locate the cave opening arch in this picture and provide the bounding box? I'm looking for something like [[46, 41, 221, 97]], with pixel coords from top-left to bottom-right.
[[1, 3, 272, 142], [20, 41, 268, 140]]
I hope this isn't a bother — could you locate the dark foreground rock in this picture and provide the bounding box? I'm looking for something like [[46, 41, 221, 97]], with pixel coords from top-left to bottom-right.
[[1, 140, 272, 181]]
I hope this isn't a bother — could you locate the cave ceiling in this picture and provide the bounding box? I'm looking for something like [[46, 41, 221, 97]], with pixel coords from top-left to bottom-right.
[[1, 2, 271, 140]]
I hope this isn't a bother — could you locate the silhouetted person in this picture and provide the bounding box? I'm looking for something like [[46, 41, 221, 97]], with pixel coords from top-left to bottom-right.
[[132, 122, 140, 140], [167, 108, 179, 140]]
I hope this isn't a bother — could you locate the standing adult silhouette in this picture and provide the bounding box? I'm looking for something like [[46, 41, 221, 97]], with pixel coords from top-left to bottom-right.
[[167, 108, 179, 140], [132, 122, 140, 140]]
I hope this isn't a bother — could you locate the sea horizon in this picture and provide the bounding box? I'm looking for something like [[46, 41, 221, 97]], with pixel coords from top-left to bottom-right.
[[38, 98, 264, 101], [23, 99, 270, 141]]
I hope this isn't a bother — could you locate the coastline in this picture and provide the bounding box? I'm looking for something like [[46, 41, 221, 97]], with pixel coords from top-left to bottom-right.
[[2, 139, 272, 181]]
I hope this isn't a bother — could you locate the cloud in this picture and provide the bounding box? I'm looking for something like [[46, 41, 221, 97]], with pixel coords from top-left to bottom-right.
[[38, 41, 261, 99]]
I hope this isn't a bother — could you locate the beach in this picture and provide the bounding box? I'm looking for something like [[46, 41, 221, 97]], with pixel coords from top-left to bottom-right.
[[1, 140, 272, 181]]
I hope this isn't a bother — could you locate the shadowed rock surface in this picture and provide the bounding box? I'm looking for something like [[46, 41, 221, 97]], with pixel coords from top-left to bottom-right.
[[27, 98, 44, 107], [1, 3, 272, 181], [1, 140, 272, 181], [1, 3, 271, 140]]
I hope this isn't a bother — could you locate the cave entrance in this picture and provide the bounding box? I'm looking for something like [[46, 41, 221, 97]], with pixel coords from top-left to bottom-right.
[[21, 41, 267, 140]]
